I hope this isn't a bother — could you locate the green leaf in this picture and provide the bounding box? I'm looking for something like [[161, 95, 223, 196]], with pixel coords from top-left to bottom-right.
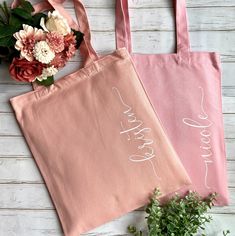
[[0, 1, 10, 24], [127, 226, 137, 234], [223, 230, 230, 236], [32, 13, 47, 28], [11, 8, 32, 20], [0, 15, 6, 25], [72, 29, 84, 49], [20, 0, 34, 13], [36, 76, 54, 87], [0, 46, 9, 57], [0, 2, 9, 23], [0, 44, 18, 63], [0, 37, 11, 47], [9, 14, 23, 29], [3, 2, 10, 17], [0, 25, 20, 38], [0, 35, 15, 47], [0, 26, 15, 38]]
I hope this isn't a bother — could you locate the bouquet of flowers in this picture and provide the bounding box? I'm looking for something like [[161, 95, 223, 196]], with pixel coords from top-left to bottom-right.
[[0, 0, 83, 86]]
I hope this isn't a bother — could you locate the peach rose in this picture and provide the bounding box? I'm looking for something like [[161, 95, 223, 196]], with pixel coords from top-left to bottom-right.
[[9, 58, 44, 82]]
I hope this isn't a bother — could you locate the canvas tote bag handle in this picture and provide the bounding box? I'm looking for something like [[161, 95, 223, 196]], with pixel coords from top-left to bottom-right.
[[115, 0, 132, 52], [115, 0, 190, 59], [11, 0, 98, 89]]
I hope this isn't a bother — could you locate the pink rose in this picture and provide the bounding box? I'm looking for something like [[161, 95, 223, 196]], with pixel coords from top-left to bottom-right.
[[64, 32, 76, 48], [9, 58, 44, 82], [50, 52, 67, 68], [46, 31, 65, 53]]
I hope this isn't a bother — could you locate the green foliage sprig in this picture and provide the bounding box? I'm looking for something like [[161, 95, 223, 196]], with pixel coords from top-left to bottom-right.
[[128, 190, 230, 236], [0, 0, 45, 63]]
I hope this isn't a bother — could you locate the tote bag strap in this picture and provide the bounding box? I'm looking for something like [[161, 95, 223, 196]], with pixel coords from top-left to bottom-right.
[[115, 0, 132, 52], [115, 0, 190, 57], [36, 0, 98, 63], [11, 0, 98, 89], [33, 0, 78, 30]]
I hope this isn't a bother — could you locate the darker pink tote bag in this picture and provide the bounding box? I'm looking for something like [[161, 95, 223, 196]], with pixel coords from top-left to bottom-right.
[[115, 0, 229, 205], [10, 0, 191, 235]]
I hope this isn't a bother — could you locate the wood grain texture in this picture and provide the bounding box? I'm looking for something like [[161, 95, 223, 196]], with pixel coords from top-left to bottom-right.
[[0, 31, 235, 67], [0, 184, 235, 214], [31, 7, 235, 31], [0, 210, 234, 236], [0, 0, 235, 235], [0, 157, 235, 186], [27, 0, 235, 8]]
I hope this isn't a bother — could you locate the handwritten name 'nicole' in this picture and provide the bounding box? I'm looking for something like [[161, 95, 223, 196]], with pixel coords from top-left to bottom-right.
[[182, 87, 213, 189], [112, 87, 160, 179]]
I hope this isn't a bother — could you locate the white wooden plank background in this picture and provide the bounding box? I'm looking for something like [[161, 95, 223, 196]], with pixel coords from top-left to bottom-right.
[[0, 0, 235, 235]]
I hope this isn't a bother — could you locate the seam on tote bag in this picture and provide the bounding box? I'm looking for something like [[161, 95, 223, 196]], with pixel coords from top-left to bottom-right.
[[33, 49, 129, 99]]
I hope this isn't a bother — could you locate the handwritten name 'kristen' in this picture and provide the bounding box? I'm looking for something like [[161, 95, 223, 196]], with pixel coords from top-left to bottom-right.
[[112, 87, 160, 179]]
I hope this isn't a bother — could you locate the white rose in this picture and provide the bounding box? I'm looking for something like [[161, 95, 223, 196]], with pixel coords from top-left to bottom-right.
[[35, 66, 58, 82], [40, 10, 71, 36]]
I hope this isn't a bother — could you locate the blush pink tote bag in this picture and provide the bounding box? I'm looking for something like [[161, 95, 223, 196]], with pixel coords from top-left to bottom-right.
[[115, 0, 229, 205], [10, 0, 191, 235]]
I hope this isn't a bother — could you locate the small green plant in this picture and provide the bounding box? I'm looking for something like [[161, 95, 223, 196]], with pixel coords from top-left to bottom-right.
[[128, 189, 230, 236]]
